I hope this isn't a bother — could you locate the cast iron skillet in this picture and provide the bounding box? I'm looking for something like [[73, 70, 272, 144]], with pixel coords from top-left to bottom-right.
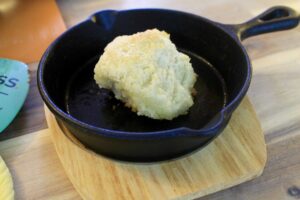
[[38, 6, 299, 162]]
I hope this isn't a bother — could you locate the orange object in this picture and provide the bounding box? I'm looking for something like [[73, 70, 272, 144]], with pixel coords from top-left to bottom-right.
[[0, 0, 66, 63]]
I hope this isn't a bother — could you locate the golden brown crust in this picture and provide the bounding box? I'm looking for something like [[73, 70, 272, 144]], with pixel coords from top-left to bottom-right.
[[94, 29, 197, 120]]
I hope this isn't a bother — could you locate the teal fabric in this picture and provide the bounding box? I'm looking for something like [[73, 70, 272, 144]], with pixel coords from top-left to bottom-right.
[[0, 59, 29, 133]]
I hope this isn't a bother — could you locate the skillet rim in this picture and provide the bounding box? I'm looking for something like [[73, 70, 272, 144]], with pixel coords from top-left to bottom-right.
[[37, 8, 252, 139]]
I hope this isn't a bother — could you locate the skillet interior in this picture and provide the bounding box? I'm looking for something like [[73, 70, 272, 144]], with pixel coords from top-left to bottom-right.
[[42, 9, 249, 133], [65, 50, 226, 132]]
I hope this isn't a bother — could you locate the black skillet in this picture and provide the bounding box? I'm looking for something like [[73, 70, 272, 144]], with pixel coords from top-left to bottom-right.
[[38, 6, 299, 162]]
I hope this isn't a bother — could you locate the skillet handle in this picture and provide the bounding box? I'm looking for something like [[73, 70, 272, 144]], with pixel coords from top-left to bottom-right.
[[230, 6, 299, 41]]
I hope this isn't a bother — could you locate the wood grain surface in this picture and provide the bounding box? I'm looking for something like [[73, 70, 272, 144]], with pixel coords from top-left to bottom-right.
[[0, 0, 300, 199], [0, 129, 79, 199], [45, 97, 266, 200]]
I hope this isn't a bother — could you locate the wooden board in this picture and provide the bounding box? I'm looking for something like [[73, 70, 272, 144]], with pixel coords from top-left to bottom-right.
[[45, 97, 267, 200], [0, 129, 80, 199]]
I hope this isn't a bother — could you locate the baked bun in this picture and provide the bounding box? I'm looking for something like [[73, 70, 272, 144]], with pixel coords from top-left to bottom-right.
[[94, 29, 197, 120]]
